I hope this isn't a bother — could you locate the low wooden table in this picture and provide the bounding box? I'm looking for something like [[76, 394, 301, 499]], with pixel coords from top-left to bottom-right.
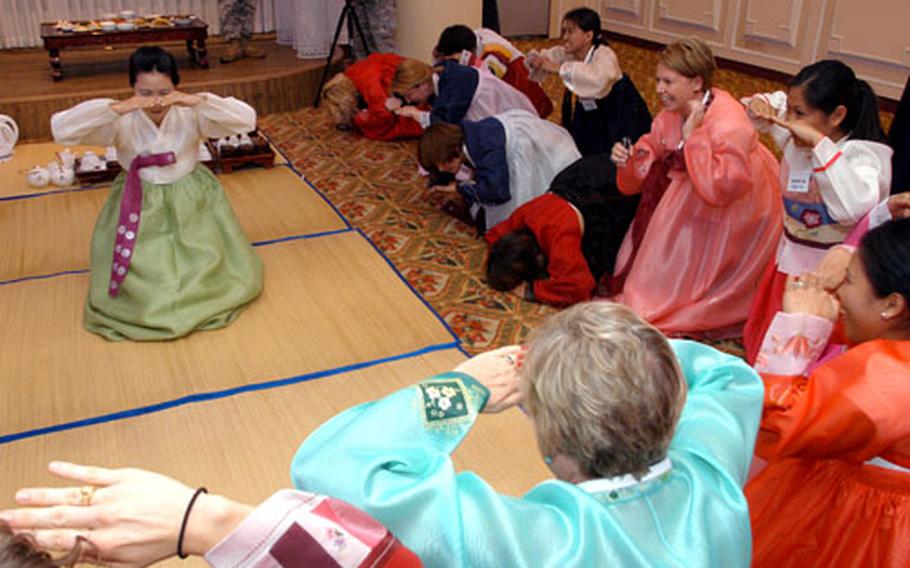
[[40, 20, 209, 81]]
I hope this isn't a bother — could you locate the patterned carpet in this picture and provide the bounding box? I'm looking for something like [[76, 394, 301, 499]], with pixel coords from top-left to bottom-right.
[[260, 38, 894, 355]]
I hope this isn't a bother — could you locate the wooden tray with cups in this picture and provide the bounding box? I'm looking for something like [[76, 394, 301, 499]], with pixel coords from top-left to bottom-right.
[[207, 130, 275, 174]]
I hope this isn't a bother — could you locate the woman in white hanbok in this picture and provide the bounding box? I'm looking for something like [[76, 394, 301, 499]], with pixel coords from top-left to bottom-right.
[[51, 47, 262, 341]]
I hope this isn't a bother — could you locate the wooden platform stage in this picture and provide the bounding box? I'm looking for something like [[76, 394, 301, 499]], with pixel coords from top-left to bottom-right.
[[0, 143, 551, 564], [0, 37, 342, 141]]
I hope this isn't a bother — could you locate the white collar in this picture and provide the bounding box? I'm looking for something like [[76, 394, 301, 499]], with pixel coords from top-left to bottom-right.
[[584, 45, 596, 64], [577, 457, 672, 494]]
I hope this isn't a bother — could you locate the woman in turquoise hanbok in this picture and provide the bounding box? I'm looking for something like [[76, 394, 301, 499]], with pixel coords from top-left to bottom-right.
[[292, 302, 764, 567]]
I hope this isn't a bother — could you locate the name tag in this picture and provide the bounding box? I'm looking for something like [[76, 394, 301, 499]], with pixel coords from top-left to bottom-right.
[[787, 149, 813, 193], [579, 97, 597, 112]]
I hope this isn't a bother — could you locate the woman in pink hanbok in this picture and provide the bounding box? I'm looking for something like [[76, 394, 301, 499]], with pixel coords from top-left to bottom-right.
[[609, 38, 782, 337]]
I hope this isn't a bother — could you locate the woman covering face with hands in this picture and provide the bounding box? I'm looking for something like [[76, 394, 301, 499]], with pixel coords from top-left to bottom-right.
[[747, 218, 910, 567], [741, 59, 892, 364], [50, 46, 263, 342]]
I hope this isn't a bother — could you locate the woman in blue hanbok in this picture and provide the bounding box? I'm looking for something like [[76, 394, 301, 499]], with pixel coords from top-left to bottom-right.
[[292, 301, 764, 567]]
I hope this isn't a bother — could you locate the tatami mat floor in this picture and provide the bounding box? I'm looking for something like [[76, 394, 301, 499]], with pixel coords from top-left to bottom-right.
[[0, 143, 548, 545]]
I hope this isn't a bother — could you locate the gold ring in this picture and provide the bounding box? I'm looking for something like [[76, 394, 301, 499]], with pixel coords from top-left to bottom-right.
[[78, 485, 95, 507]]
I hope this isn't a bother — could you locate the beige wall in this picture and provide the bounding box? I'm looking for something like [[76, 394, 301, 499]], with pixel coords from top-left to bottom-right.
[[598, 0, 909, 100], [396, 0, 483, 61], [549, 0, 601, 37]]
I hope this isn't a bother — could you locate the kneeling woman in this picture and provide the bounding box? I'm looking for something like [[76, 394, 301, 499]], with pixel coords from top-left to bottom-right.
[[291, 301, 764, 565], [610, 38, 782, 337], [418, 110, 580, 233], [484, 156, 639, 306], [51, 46, 263, 341], [321, 53, 425, 140], [527, 7, 651, 155], [747, 218, 910, 567], [392, 58, 537, 128]]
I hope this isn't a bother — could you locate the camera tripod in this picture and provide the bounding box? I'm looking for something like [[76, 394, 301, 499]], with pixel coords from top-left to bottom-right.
[[313, 0, 371, 107]]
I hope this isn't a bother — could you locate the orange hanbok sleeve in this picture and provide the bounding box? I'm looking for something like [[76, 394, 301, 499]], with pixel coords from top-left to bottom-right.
[[755, 312, 910, 464]]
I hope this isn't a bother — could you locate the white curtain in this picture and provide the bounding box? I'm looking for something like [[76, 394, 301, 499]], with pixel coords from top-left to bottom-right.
[[0, 0, 276, 49], [275, 0, 347, 59]]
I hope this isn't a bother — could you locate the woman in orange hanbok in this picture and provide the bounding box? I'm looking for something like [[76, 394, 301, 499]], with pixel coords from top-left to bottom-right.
[[746, 217, 910, 567], [609, 38, 782, 337]]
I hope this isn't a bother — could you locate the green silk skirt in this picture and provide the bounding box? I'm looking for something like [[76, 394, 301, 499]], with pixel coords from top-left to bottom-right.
[[85, 165, 263, 341]]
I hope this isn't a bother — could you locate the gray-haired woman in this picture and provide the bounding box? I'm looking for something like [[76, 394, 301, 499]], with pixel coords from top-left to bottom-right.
[[291, 301, 764, 566]]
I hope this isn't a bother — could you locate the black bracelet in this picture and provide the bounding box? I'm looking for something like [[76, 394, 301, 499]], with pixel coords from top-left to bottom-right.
[[177, 487, 208, 559]]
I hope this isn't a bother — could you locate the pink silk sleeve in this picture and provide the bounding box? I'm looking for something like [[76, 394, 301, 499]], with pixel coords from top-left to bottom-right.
[[683, 104, 757, 207], [616, 117, 671, 196]]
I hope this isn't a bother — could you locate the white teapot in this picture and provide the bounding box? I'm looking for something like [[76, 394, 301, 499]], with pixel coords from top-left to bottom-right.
[[79, 151, 105, 172], [48, 162, 75, 186], [0, 114, 19, 163], [26, 166, 50, 187]]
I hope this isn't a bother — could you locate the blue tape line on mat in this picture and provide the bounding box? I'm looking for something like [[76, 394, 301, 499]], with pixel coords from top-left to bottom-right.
[[353, 228, 462, 348], [0, 268, 90, 287], [252, 227, 352, 247], [0, 340, 459, 445], [0, 230, 353, 288], [0, 184, 107, 202]]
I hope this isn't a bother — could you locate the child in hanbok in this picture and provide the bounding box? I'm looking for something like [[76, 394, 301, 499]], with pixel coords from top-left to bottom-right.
[[433, 24, 553, 118], [418, 110, 580, 233], [609, 38, 781, 337], [741, 59, 892, 363], [51, 46, 263, 341], [527, 7, 651, 155], [747, 218, 910, 567]]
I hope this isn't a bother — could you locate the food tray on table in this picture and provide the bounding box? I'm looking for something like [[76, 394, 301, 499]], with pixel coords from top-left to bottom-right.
[[207, 130, 275, 174]]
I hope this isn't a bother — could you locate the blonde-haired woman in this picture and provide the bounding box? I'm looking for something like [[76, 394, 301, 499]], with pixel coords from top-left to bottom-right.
[[289, 301, 763, 565], [610, 37, 782, 338], [321, 53, 425, 141], [391, 54, 536, 128]]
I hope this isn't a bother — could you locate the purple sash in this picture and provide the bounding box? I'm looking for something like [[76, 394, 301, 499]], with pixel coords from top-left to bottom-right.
[[108, 152, 177, 296]]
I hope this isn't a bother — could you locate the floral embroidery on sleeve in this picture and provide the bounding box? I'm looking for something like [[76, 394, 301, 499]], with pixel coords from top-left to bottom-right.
[[755, 313, 833, 376], [414, 374, 489, 432]]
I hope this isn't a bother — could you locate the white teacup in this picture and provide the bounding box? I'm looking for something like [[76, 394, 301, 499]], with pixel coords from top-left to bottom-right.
[[26, 166, 50, 188]]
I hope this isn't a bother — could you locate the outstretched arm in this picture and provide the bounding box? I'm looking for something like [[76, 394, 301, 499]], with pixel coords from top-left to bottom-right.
[[0, 461, 251, 567]]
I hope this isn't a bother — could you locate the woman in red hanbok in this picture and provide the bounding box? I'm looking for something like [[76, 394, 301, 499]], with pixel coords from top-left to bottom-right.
[[321, 53, 424, 141], [746, 218, 910, 567], [610, 38, 782, 337]]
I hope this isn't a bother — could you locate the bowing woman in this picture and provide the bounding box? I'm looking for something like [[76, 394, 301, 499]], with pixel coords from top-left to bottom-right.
[[526, 7, 651, 156]]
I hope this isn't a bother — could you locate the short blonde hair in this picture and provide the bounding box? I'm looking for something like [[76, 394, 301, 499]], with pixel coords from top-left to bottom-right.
[[659, 37, 716, 91], [523, 302, 686, 479], [321, 73, 359, 128], [391, 58, 433, 94]]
